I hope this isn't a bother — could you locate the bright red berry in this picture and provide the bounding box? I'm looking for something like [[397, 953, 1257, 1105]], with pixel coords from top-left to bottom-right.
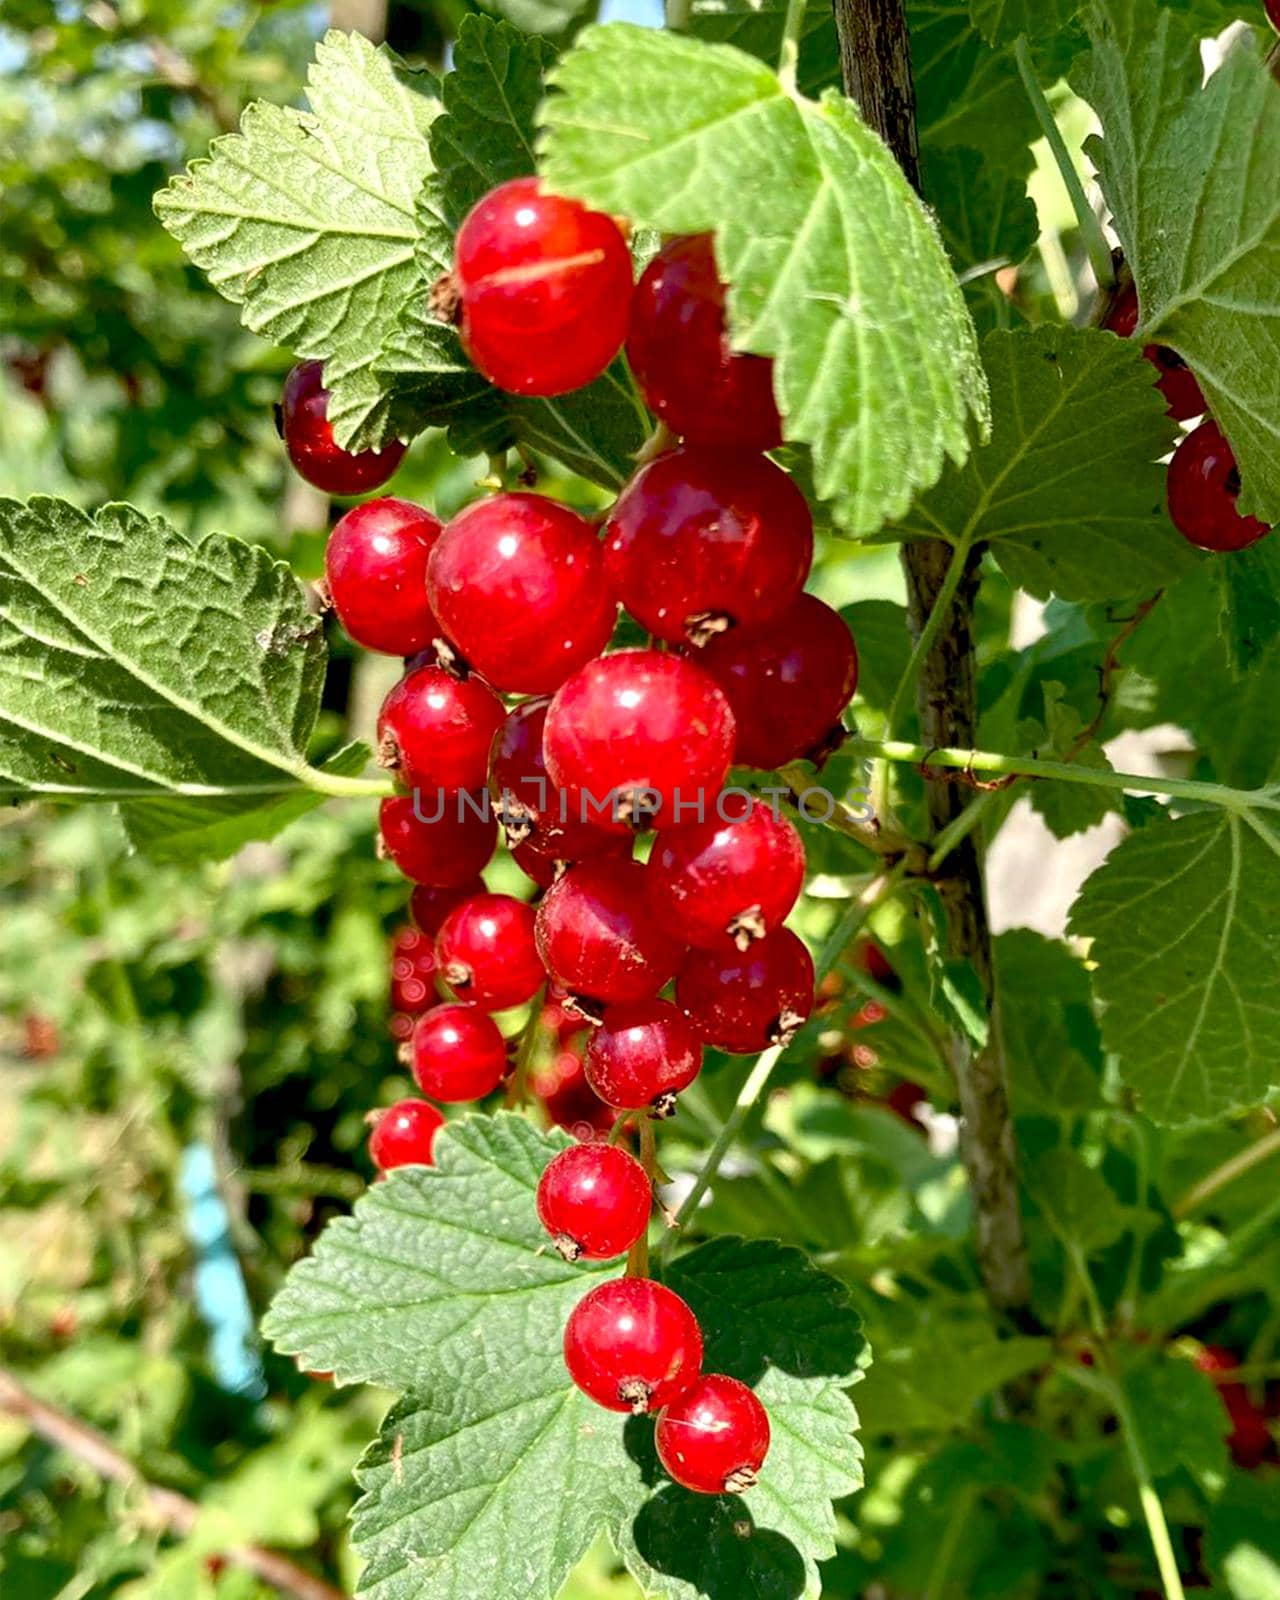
[[627, 234, 782, 450], [279, 361, 405, 495], [323, 498, 442, 656], [434, 893, 544, 1012], [489, 697, 624, 863], [655, 1374, 771, 1494], [1167, 420, 1270, 552], [377, 664, 505, 794], [1102, 283, 1205, 420], [379, 795, 497, 887], [535, 858, 687, 1009], [454, 177, 634, 398], [563, 1277, 703, 1413], [583, 998, 703, 1117], [390, 925, 439, 1016], [603, 447, 812, 645], [536, 1143, 652, 1261], [428, 493, 617, 694], [368, 1098, 445, 1171], [409, 1002, 508, 1102], [544, 650, 736, 833], [647, 795, 805, 951], [677, 928, 815, 1053], [408, 879, 486, 936], [695, 594, 857, 769]]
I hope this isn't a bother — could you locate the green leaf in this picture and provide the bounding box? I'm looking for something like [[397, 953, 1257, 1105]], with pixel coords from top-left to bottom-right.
[[1076, 0, 1280, 522], [894, 325, 1195, 601], [968, 0, 1080, 46], [475, 0, 593, 39], [540, 23, 989, 536], [691, 0, 842, 98], [0, 497, 326, 803], [1018, 682, 1122, 838], [154, 32, 444, 453], [857, 1324, 1051, 1433], [1218, 537, 1280, 680], [841, 599, 913, 718], [997, 930, 1103, 1114], [922, 145, 1039, 332], [1026, 1146, 1128, 1252], [1123, 1354, 1229, 1484], [1068, 810, 1280, 1122], [910, 0, 1042, 172]]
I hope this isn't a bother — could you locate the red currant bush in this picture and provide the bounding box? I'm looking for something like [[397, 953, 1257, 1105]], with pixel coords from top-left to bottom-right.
[[627, 233, 782, 449], [279, 360, 405, 495], [379, 796, 497, 887], [647, 795, 805, 951], [563, 1277, 703, 1413], [677, 928, 815, 1053], [536, 1143, 651, 1260], [603, 446, 813, 645], [583, 998, 703, 1116], [1167, 420, 1271, 552], [428, 493, 617, 694], [454, 177, 634, 397], [655, 1374, 771, 1494], [367, 1098, 445, 1171], [535, 858, 686, 1007], [324, 497, 442, 656], [409, 1002, 509, 1102], [544, 650, 737, 832], [377, 664, 505, 794], [435, 893, 543, 1012], [695, 594, 858, 769], [489, 696, 622, 863]]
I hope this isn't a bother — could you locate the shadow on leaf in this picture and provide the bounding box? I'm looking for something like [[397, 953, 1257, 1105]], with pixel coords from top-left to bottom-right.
[[629, 1484, 808, 1600]]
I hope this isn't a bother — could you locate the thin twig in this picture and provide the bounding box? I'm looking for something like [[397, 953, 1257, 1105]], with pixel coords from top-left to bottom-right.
[[1172, 1123, 1280, 1220]]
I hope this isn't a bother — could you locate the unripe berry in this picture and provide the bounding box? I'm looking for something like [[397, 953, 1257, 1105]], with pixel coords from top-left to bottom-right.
[[1167, 420, 1270, 552], [379, 796, 497, 887], [435, 893, 544, 1012], [323, 498, 442, 656], [377, 664, 506, 795], [536, 1143, 652, 1260], [409, 1002, 508, 1102], [535, 858, 686, 1008], [280, 361, 405, 495], [655, 1374, 771, 1494], [368, 1098, 445, 1171], [563, 1277, 703, 1413], [583, 998, 703, 1117], [677, 928, 815, 1053]]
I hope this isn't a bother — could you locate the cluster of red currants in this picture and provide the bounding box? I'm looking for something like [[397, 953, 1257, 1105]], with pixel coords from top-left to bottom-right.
[[1103, 281, 1271, 553]]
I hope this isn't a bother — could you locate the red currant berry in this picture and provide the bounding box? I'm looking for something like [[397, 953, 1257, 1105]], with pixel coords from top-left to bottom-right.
[[489, 697, 624, 862], [647, 795, 805, 951], [677, 928, 814, 1053], [536, 1143, 652, 1261], [655, 1374, 771, 1495], [533, 1045, 618, 1140], [454, 177, 634, 397], [695, 594, 857, 769], [535, 858, 686, 1008], [1167, 420, 1271, 552], [1101, 284, 1205, 420], [511, 837, 561, 891], [377, 664, 505, 794], [408, 880, 486, 936], [409, 1002, 508, 1102], [583, 998, 703, 1117], [390, 925, 439, 1015], [627, 234, 782, 449], [280, 361, 405, 495], [434, 893, 543, 1012], [563, 1277, 703, 1413], [323, 498, 442, 656], [603, 446, 812, 645], [428, 493, 617, 694], [1269, 0, 1280, 29], [379, 795, 497, 887], [368, 1098, 445, 1171], [544, 650, 736, 833]]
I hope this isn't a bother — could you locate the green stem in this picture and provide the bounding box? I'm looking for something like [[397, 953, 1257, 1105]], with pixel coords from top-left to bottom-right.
[[777, 0, 807, 91], [665, 0, 692, 28], [1172, 1124, 1280, 1219], [1014, 36, 1115, 292], [927, 788, 998, 872], [301, 767, 394, 799]]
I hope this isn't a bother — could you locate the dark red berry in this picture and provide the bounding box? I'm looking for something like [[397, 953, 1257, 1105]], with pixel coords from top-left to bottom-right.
[[511, 837, 561, 890], [627, 234, 781, 449], [323, 498, 442, 656], [454, 177, 634, 398], [536, 1143, 652, 1260], [1102, 283, 1205, 420], [655, 1374, 770, 1494], [409, 880, 486, 936], [434, 893, 543, 1011], [1167, 420, 1270, 552], [1269, 0, 1280, 28], [532, 1044, 617, 1140], [280, 360, 405, 495], [489, 697, 624, 862], [377, 664, 505, 794], [544, 650, 736, 833], [603, 446, 812, 645], [428, 493, 617, 694], [535, 858, 686, 1007], [390, 924, 439, 1016], [677, 928, 815, 1053], [647, 795, 805, 951], [1195, 1345, 1273, 1469], [583, 998, 703, 1117], [379, 795, 497, 887], [368, 1098, 445, 1170], [409, 1002, 508, 1102], [563, 1277, 703, 1413], [695, 595, 857, 769]]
